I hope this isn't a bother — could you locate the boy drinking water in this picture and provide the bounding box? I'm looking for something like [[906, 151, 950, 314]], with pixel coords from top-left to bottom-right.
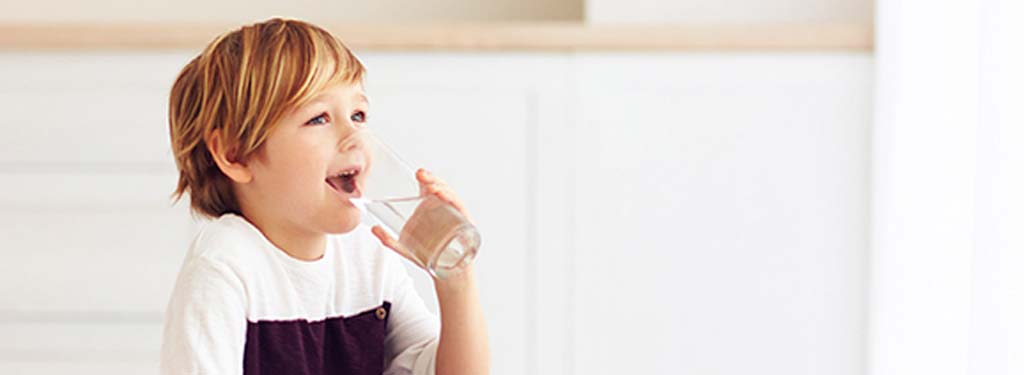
[[159, 18, 489, 375]]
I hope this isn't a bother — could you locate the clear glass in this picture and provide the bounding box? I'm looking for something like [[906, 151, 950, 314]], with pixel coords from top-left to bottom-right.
[[346, 129, 480, 279]]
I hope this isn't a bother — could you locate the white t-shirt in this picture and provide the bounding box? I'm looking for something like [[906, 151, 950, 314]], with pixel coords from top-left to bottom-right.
[[159, 213, 439, 375]]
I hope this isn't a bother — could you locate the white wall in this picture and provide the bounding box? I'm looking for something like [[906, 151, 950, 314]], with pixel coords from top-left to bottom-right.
[[568, 53, 871, 375], [0, 0, 582, 23], [870, 0, 1024, 374], [586, 0, 873, 24], [0, 0, 875, 24], [0, 50, 871, 374]]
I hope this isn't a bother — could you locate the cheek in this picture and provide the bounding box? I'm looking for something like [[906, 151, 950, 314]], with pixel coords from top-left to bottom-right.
[[274, 143, 326, 173], [288, 161, 329, 192], [261, 133, 335, 190]]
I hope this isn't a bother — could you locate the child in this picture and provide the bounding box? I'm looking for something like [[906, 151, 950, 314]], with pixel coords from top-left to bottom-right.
[[160, 18, 489, 375]]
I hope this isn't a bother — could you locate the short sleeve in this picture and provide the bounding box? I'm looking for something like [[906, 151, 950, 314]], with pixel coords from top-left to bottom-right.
[[160, 258, 248, 375], [381, 251, 441, 375]]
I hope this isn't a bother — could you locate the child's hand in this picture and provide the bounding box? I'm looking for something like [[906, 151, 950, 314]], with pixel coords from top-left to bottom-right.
[[370, 168, 475, 266], [414, 168, 474, 223]]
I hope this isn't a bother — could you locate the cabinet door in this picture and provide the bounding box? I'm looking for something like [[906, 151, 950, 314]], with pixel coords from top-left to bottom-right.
[[0, 52, 195, 372], [570, 53, 871, 375]]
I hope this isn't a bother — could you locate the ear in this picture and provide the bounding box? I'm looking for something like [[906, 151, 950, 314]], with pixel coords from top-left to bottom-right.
[[206, 129, 253, 184]]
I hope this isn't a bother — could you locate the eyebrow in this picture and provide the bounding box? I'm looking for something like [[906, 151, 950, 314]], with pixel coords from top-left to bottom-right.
[[302, 90, 369, 113]]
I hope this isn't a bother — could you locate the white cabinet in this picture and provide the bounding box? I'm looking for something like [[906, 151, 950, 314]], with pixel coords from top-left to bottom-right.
[[570, 53, 871, 375]]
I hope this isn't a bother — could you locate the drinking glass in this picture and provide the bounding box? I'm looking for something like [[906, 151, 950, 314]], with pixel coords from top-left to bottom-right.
[[344, 129, 480, 279]]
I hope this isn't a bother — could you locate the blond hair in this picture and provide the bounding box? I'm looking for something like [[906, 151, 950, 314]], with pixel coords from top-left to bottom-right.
[[168, 18, 365, 218]]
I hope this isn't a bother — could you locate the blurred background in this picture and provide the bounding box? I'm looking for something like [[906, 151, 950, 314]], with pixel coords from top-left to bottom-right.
[[0, 0, 1020, 374]]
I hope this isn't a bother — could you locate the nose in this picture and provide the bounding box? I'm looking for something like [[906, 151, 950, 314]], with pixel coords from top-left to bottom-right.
[[336, 123, 367, 153]]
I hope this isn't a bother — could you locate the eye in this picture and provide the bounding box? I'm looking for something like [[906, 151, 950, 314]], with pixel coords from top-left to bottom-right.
[[305, 112, 329, 126], [350, 110, 367, 123]]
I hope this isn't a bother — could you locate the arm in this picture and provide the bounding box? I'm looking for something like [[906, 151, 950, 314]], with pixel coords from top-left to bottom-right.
[[433, 265, 490, 375], [372, 168, 491, 375]]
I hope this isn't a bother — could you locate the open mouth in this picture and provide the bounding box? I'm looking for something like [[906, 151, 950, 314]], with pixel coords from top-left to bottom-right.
[[325, 167, 360, 195]]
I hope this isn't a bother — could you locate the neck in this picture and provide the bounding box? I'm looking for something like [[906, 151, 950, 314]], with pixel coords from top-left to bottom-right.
[[239, 206, 327, 262]]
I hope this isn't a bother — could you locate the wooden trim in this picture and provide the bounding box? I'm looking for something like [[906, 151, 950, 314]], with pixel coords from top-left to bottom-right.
[[0, 22, 873, 51]]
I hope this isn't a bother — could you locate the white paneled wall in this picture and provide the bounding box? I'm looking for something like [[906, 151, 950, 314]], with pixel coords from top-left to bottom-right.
[[586, 0, 872, 24], [571, 53, 871, 375], [0, 0, 582, 23], [0, 53, 198, 374], [0, 51, 871, 375]]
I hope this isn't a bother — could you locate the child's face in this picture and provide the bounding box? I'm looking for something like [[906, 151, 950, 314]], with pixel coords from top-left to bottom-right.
[[241, 83, 370, 235]]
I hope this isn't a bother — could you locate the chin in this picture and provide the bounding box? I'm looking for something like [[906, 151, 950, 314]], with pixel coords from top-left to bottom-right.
[[321, 206, 363, 234]]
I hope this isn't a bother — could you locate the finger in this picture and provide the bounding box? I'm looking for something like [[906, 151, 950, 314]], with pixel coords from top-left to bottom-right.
[[418, 176, 449, 198], [429, 189, 473, 223], [433, 187, 459, 206], [416, 168, 447, 186], [416, 170, 473, 222], [425, 185, 460, 206], [425, 184, 465, 208], [371, 225, 400, 249], [416, 168, 433, 182], [424, 184, 446, 196], [416, 169, 435, 195]]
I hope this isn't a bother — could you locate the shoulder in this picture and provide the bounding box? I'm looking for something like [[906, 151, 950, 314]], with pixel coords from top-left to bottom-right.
[[169, 214, 268, 304], [185, 214, 268, 264]]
